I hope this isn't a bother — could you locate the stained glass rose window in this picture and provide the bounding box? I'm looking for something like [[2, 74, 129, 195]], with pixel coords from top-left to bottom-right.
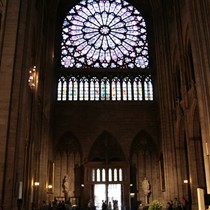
[[61, 0, 149, 68]]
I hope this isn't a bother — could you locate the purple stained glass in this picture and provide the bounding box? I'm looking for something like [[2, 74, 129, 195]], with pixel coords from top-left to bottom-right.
[[61, 0, 149, 68]]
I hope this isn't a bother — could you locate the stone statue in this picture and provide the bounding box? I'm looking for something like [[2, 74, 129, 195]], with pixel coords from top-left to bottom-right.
[[142, 177, 150, 204], [63, 175, 69, 199]]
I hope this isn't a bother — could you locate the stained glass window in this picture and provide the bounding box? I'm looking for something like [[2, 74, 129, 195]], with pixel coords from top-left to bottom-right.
[[57, 75, 153, 101], [61, 0, 149, 68], [92, 169, 95, 181], [57, 0, 154, 102], [133, 76, 143, 101], [144, 76, 153, 101]]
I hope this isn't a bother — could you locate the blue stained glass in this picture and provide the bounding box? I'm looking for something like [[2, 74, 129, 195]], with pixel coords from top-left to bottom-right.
[[93, 2, 100, 13], [114, 4, 121, 14], [84, 31, 98, 39], [88, 18, 100, 27], [63, 28, 68, 33], [109, 3, 116, 13], [99, 50, 105, 62], [102, 12, 108, 24], [119, 45, 128, 55], [115, 47, 123, 58], [109, 17, 120, 27], [105, 1, 110, 12], [71, 30, 83, 35], [107, 36, 115, 49], [111, 49, 117, 61], [81, 45, 91, 55], [106, 13, 115, 25], [102, 38, 108, 50], [87, 4, 95, 14], [72, 20, 84, 26], [99, 1, 105, 12], [88, 34, 100, 45], [86, 47, 95, 58], [94, 13, 103, 25], [109, 34, 121, 45], [105, 50, 111, 63], [117, 7, 127, 16], [61, 0, 149, 68], [70, 34, 84, 41], [93, 49, 100, 60]]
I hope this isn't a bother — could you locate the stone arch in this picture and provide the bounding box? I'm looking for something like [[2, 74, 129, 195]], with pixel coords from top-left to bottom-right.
[[88, 130, 125, 162], [54, 132, 82, 198], [130, 130, 158, 157], [130, 130, 160, 203], [56, 131, 82, 157]]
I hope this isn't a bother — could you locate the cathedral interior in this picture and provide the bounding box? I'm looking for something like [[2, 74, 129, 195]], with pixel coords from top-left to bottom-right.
[[0, 0, 210, 210]]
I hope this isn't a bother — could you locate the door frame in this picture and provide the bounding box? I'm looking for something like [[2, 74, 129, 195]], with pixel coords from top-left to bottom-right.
[[82, 161, 130, 210]]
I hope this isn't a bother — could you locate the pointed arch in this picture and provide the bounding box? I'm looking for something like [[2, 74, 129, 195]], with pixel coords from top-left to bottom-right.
[[88, 130, 125, 161], [130, 130, 158, 157], [56, 131, 82, 157]]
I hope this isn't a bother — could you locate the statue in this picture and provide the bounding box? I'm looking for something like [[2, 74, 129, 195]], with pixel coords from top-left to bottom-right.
[[63, 175, 69, 200], [142, 177, 150, 204]]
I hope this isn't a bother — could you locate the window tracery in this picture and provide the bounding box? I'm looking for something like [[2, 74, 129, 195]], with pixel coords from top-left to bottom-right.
[[61, 0, 149, 68], [57, 0, 154, 102]]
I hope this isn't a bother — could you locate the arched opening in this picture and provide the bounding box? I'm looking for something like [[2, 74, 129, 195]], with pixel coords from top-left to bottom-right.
[[83, 131, 129, 210]]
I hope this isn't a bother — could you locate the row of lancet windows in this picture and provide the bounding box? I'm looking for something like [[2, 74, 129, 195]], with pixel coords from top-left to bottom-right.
[[57, 76, 153, 101], [87, 168, 126, 182]]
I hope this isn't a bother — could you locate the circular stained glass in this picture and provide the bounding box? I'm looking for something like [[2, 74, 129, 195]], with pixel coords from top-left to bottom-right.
[[61, 0, 149, 68]]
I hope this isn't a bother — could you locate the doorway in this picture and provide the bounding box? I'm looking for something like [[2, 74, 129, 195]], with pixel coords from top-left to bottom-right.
[[94, 184, 121, 210]]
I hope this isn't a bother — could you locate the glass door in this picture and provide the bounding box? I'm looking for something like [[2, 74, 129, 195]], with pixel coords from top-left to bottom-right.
[[94, 184, 121, 210], [108, 184, 121, 210], [94, 184, 106, 210]]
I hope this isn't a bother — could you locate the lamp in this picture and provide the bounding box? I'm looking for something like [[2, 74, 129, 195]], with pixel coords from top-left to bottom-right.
[[28, 66, 37, 88], [34, 182, 39, 186]]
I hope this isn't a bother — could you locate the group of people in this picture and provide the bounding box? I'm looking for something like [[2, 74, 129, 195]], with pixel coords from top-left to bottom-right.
[[102, 200, 119, 210], [38, 199, 73, 210], [167, 197, 189, 210]]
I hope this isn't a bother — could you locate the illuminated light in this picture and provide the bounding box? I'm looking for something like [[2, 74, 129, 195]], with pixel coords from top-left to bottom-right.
[[34, 182, 39, 186], [28, 66, 37, 88]]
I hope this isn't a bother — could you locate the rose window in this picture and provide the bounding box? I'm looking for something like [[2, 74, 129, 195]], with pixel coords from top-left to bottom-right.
[[61, 0, 149, 69]]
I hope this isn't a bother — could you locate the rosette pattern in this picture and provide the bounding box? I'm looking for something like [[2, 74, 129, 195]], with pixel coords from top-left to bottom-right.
[[61, 0, 149, 68]]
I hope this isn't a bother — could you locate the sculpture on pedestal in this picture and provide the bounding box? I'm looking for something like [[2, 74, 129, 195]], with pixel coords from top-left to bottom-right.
[[63, 175, 70, 200], [142, 177, 151, 204]]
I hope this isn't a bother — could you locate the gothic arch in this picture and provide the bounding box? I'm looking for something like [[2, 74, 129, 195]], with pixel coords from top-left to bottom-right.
[[54, 132, 82, 197], [130, 130, 158, 157], [130, 130, 160, 203], [88, 130, 125, 161], [56, 131, 82, 156]]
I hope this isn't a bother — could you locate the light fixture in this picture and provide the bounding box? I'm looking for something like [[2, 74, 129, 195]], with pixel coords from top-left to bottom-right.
[[48, 185, 52, 189], [130, 193, 135, 197], [28, 66, 37, 88], [34, 182, 39, 186], [81, 184, 84, 187], [206, 142, 209, 156], [183, 180, 188, 184]]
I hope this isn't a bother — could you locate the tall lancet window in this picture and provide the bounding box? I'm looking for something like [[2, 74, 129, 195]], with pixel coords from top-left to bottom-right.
[[57, 0, 154, 101]]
